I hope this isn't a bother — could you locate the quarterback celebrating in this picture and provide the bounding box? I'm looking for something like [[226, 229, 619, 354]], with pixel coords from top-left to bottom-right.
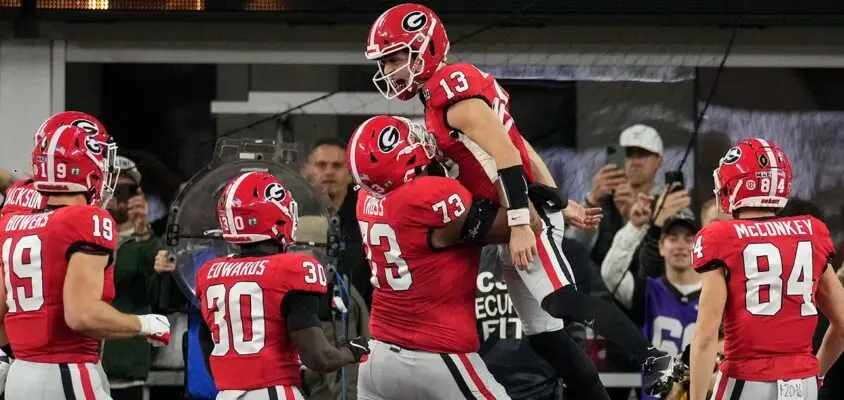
[[0, 123, 171, 399], [195, 171, 370, 399], [365, 3, 683, 395], [349, 115, 546, 399], [690, 139, 844, 400]]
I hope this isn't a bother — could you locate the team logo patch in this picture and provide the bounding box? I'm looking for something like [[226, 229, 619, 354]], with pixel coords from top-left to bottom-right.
[[248, 216, 258, 227], [71, 119, 99, 135], [377, 125, 401, 153], [401, 11, 428, 32], [722, 147, 742, 164], [264, 182, 287, 202], [757, 154, 770, 168], [84, 135, 103, 154], [39, 137, 49, 152]]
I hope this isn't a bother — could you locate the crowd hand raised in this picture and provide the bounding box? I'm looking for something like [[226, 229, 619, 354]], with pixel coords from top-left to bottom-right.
[[154, 250, 176, 273], [653, 185, 692, 226], [629, 193, 653, 228], [587, 164, 627, 205]]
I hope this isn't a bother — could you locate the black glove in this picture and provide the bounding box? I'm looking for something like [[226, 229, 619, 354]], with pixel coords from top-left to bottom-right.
[[528, 183, 566, 211], [339, 336, 370, 363]]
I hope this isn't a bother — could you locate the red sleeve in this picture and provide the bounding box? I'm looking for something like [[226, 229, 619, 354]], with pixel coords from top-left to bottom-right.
[[693, 223, 729, 274], [427, 63, 496, 110], [812, 217, 836, 266], [277, 254, 329, 295], [58, 205, 118, 260], [401, 176, 473, 229]]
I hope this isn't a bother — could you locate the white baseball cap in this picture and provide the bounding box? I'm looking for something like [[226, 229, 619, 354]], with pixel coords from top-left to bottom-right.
[[619, 124, 663, 156], [114, 155, 142, 184]]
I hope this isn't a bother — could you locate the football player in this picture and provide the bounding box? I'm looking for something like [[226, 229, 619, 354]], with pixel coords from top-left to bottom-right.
[[1, 177, 45, 218], [365, 3, 683, 395], [0, 111, 105, 217], [195, 171, 370, 399], [0, 124, 171, 399], [350, 115, 550, 399], [690, 139, 844, 400]]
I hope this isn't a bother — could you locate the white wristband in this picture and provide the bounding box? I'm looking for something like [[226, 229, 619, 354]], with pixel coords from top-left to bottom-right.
[[137, 315, 150, 335], [507, 208, 531, 227]]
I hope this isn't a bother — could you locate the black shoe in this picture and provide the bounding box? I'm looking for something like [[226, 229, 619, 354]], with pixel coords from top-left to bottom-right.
[[642, 350, 686, 397]]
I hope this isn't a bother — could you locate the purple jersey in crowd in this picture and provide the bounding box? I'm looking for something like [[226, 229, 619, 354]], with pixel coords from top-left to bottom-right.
[[641, 277, 700, 400]]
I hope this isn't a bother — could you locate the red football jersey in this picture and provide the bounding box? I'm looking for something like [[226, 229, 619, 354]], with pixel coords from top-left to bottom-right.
[[358, 176, 482, 353], [693, 216, 836, 381], [0, 205, 117, 363], [421, 62, 537, 202], [1, 179, 46, 217], [195, 252, 328, 390]]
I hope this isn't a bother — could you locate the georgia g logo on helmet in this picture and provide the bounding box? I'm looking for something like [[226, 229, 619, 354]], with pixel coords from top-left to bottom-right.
[[401, 10, 428, 32], [264, 182, 287, 202], [378, 125, 401, 153], [722, 147, 742, 165], [84, 135, 103, 154], [72, 119, 99, 136]]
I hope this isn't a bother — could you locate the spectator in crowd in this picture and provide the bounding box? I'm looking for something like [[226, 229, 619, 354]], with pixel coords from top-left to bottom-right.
[[602, 193, 700, 400], [101, 156, 167, 400], [581, 129, 668, 400], [300, 137, 370, 400], [635, 183, 693, 278], [301, 137, 372, 306], [568, 124, 664, 267]]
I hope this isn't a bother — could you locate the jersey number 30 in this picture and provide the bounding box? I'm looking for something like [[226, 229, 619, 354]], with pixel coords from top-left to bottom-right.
[[205, 282, 266, 356]]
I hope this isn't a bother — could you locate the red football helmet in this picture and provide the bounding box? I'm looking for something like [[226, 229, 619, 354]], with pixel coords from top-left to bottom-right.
[[348, 115, 437, 197], [713, 138, 793, 214], [31, 124, 120, 207], [366, 3, 450, 100], [216, 171, 298, 248], [35, 111, 108, 146]]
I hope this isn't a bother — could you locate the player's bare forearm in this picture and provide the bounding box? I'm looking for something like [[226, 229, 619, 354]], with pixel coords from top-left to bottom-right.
[[0, 318, 8, 347], [63, 252, 143, 339], [446, 98, 523, 169], [815, 265, 844, 375], [522, 137, 557, 187], [430, 200, 540, 249], [65, 300, 143, 339], [690, 269, 727, 400], [290, 327, 355, 372], [689, 338, 719, 400], [818, 325, 844, 376]]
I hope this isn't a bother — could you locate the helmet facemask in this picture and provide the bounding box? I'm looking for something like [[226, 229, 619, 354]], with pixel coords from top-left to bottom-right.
[[94, 140, 121, 208], [370, 21, 437, 100]]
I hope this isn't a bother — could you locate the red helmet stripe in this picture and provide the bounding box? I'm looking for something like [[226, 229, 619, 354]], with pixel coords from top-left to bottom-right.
[[348, 116, 378, 193], [754, 138, 780, 197], [224, 171, 255, 235], [44, 125, 73, 183]]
